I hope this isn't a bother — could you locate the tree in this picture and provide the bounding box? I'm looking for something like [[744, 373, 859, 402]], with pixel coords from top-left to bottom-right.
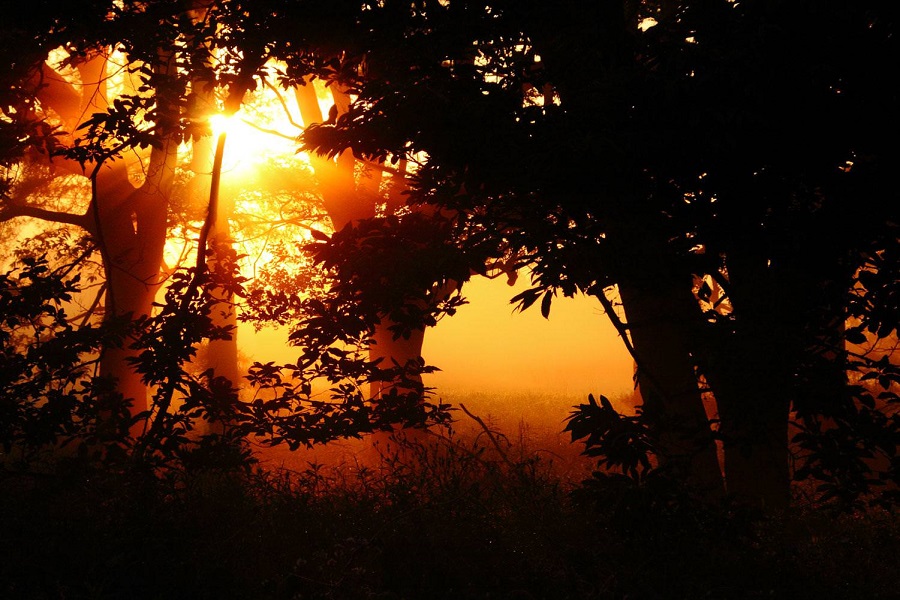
[[2, 8, 186, 420], [1, 0, 459, 459], [288, 0, 899, 510], [0, 2, 267, 455], [196, 1, 474, 447]]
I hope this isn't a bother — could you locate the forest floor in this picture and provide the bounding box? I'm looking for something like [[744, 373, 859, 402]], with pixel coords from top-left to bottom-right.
[[1, 392, 897, 600]]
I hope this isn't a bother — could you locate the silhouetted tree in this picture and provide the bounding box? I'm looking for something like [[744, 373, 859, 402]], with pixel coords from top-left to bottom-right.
[[289, 0, 899, 510], [0, 0, 457, 461], [0, 2, 261, 462]]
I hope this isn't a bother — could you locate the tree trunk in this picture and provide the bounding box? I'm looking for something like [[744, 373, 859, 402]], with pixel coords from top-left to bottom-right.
[[32, 54, 175, 423], [617, 275, 725, 500], [704, 331, 793, 511], [296, 80, 422, 397], [295, 79, 458, 459], [96, 141, 175, 423], [361, 319, 429, 463], [715, 380, 792, 511], [600, 190, 725, 499], [702, 251, 795, 511], [190, 119, 241, 434], [369, 320, 426, 398]]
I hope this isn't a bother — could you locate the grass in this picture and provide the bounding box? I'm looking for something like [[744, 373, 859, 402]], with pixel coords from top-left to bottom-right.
[[1, 392, 897, 599]]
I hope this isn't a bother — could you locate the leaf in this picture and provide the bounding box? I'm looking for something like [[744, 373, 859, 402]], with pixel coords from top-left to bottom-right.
[[845, 328, 867, 345], [511, 287, 541, 312], [309, 228, 330, 241], [540, 290, 553, 319]]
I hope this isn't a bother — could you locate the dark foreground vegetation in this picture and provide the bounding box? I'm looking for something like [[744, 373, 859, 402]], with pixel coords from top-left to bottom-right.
[[2, 428, 897, 600]]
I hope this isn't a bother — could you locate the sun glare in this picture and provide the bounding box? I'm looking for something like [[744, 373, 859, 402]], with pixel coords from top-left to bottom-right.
[[208, 113, 236, 138], [209, 114, 273, 175], [207, 98, 307, 178]]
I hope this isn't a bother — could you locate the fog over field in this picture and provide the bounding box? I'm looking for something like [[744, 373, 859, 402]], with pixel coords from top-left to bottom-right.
[[241, 275, 635, 417], [240, 275, 636, 474]]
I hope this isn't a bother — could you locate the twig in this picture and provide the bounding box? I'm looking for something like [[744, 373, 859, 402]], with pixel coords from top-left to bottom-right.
[[77, 281, 106, 329], [459, 403, 516, 469]]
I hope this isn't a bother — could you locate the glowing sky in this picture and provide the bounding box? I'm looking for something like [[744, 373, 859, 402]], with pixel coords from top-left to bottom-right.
[[240, 274, 635, 399], [423, 276, 634, 397]]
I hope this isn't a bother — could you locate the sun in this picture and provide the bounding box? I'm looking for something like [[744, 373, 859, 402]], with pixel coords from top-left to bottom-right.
[[201, 74, 340, 182], [207, 113, 287, 177], [208, 113, 238, 139]]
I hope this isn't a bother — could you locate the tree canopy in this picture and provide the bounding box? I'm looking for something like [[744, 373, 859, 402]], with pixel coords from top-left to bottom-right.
[[285, 0, 900, 510], [1, 0, 897, 512]]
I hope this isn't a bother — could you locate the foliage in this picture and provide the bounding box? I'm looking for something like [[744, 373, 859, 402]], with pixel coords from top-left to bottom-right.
[[0, 255, 130, 466], [0, 249, 260, 478], [275, 0, 899, 510], [126, 246, 254, 471], [789, 236, 900, 510], [2, 0, 468, 478], [564, 394, 653, 482], [0, 232, 458, 478], [241, 214, 466, 449]]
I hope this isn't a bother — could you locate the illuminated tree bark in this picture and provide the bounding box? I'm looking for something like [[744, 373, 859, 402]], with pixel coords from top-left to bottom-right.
[[96, 139, 176, 419], [294, 81, 433, 401], [185, 90, 241, 433], [9, 54, 178, 420]]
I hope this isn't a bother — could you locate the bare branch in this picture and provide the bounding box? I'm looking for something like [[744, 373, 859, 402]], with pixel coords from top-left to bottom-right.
[[262, 77, 305, 131], [0, 202, 92, 232], [239, 119, 298, 142], [459, 403, 516, 469], [77, 281, 107, 329]]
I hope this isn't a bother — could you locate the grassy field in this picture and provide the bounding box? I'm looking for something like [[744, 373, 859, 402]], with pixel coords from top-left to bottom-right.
[[254, 389, 609, 483], [1, 391, 897, 599]]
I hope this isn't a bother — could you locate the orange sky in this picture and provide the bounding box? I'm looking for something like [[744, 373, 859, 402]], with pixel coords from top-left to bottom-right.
[[241, 274, 636, 470], [239, 274, 635, 400], [423, 276, 634, 397]]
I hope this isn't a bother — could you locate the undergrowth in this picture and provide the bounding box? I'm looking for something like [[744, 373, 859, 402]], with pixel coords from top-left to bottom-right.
[[1, 416, 897, 600]]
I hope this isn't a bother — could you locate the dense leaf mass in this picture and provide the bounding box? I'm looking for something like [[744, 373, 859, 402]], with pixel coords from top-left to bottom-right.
[[282, 0, 899, 510]]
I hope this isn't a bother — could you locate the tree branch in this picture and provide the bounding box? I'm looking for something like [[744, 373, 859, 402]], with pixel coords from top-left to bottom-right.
[[0, 202, 93, 232], [459, 403, 516, 469], [593, 285, 640, 370], [262, 77, 305, 131]]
